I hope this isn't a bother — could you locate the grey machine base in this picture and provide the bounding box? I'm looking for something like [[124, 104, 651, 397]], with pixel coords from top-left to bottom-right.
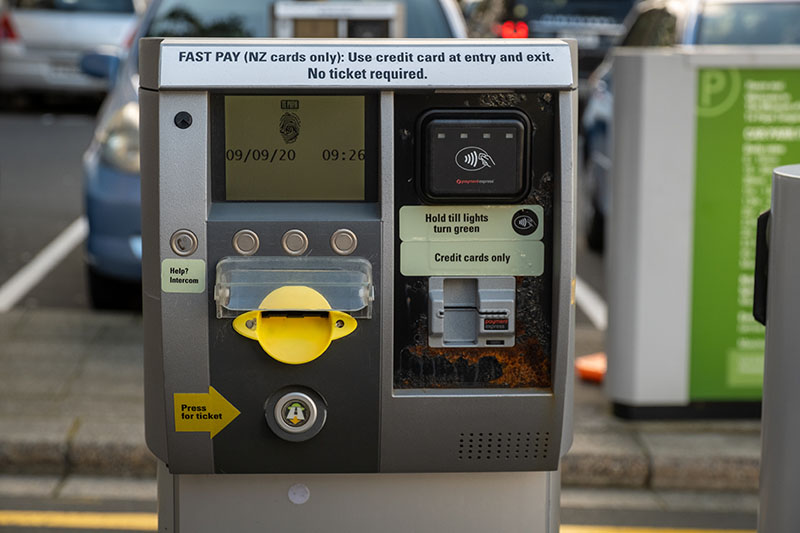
[[157, 461, 561, 532]]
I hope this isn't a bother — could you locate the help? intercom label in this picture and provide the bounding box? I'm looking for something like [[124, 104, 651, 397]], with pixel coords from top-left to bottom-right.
[[161, 259, 206, 293]]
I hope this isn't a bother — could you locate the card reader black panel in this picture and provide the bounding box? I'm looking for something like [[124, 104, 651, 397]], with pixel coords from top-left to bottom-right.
[[420, 110, 530, 202]]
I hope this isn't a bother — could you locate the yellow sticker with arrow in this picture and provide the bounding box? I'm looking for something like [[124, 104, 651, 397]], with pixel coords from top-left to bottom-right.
[[173, 387, 241, 438]]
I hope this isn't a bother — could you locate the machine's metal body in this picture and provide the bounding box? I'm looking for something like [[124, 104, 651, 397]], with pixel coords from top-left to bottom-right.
[[141, 37, 576, 532]]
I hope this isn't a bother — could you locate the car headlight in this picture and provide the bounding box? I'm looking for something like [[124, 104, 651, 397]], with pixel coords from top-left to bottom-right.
[[99, 101, 140, 174]]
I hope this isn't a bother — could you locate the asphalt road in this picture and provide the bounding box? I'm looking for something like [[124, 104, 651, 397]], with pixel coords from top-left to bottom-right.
[[0, 98, 607, 323], [0, 97, 97, 310]]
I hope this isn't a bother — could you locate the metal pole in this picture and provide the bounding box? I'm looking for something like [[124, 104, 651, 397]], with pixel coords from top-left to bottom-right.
[[757, 164, 800, 532]]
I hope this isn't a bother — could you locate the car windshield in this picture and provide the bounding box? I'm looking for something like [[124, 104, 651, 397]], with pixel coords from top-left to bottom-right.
[[9, 0, 133, 12], [145, 0, 453, 38], [697, 2, 800, 44]]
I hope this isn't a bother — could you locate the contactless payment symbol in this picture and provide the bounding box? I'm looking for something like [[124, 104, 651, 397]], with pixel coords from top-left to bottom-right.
[[456, 146, 495, 171], [512, 209, 539, 236]]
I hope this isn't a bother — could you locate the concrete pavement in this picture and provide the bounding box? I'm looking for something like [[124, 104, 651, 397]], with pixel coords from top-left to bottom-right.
[[0, 309, 761, 492]]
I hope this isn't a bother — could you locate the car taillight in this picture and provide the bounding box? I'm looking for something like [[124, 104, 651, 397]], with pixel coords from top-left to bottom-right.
[[0, 13, 17, 41], [496, 20, 529, 39]]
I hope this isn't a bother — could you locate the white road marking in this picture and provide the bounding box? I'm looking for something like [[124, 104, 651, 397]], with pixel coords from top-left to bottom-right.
[[0, 216, 88, 313], [575, 276, 608, 331]]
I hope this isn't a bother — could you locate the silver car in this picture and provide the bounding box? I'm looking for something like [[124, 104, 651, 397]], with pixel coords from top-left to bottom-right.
[[0, 0, 144, 95]]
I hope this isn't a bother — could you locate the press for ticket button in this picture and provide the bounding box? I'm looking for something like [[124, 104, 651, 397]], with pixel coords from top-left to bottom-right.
[[232, 286, 357, 365]]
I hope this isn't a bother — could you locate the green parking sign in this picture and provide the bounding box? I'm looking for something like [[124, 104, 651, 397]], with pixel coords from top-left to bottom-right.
[[692, 68, 800, 400]]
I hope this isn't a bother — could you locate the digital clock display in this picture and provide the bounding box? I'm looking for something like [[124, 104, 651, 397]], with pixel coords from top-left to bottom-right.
[[223, 95, 365, 201]]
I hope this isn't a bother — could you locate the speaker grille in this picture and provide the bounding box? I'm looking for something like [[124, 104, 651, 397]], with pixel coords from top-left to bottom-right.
[[458, 432, 550, 461]]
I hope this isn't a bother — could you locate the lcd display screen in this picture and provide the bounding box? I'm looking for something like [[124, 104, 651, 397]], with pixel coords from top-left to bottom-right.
[[224, 95, 365, 201]]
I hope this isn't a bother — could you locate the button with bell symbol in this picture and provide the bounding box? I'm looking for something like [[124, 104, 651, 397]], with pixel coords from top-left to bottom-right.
[[265, 389, 327, 442]]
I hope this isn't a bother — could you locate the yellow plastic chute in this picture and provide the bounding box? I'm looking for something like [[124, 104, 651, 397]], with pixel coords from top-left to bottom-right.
[[232, 286, 357, 365]]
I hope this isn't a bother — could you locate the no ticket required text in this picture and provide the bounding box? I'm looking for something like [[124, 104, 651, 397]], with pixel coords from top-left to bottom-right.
[[176, 48, 557, 82]]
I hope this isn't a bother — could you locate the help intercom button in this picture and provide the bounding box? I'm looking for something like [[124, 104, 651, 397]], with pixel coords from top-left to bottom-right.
[[170, 229, 198, 256]]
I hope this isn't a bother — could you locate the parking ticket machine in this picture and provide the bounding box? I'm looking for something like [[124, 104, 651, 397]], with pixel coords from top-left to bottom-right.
[[141, 37, 576, 532]]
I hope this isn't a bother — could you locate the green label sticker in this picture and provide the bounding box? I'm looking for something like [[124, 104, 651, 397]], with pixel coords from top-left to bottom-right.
[[161, 259, 206, 293], [399, 205, 543, 242], [400, 241, 544, 276]]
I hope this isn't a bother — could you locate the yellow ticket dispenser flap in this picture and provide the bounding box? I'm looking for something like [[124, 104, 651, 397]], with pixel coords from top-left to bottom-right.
[[232, 286, 357, 365]]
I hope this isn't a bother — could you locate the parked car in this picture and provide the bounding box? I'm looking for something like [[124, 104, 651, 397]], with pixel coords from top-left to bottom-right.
[[82, 0, 467, 308], [582, 0, 800, 252], [0, 0, 144, 96], [493, 0, 635, 87]]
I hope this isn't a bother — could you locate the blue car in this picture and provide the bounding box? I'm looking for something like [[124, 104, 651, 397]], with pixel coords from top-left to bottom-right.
[[83, 0, 467, 308], [581, 0, 800, 252]]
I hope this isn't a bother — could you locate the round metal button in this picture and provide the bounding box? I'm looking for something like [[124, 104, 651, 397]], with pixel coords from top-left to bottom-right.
[[330, 229, 358, 255], [282, 229, 309, 256], [170, 229, 198, 256], [274, 392, 318, 434], [265, 388, 327, 442], [232, 229, 259, 256]]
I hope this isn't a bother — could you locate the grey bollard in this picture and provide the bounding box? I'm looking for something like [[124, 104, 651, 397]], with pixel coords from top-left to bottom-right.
[[755, 164, 800, 533]]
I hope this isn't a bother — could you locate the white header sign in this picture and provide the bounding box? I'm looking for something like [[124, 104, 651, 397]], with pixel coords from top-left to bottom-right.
[[158, 39, 574, 89]]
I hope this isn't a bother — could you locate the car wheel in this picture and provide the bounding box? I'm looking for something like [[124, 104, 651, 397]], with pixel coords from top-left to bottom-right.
[[87, 267, 142, 311], [587, 208, 605, 254]]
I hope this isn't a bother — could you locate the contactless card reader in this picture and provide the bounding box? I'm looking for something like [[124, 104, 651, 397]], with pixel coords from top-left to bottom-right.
[[422, 111, 529, 201]]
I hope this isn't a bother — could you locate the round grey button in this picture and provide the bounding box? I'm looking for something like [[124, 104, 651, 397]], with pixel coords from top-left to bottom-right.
[[274, 392, 318, 434], [170, 229, 198, 256], [282, 229, 308, 256], [331, 229, 358, 255], [233, 229, 259, 256]]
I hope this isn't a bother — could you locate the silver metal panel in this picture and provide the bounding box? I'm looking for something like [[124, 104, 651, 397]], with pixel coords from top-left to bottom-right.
[[158, 91, 213, 472], [606, 50, 695, 406], [378, 91, 396, 472], [547, 470, 560, 532], [381, 55, 577, 472], [379, 88, 574, 470], [140, 88, 168, 463], [174, 471, 555, 533], [157, 461, 175, 532], [555, 41, 577, 456], [139, 38, 163, 91], [759, 165, 800, 533]]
